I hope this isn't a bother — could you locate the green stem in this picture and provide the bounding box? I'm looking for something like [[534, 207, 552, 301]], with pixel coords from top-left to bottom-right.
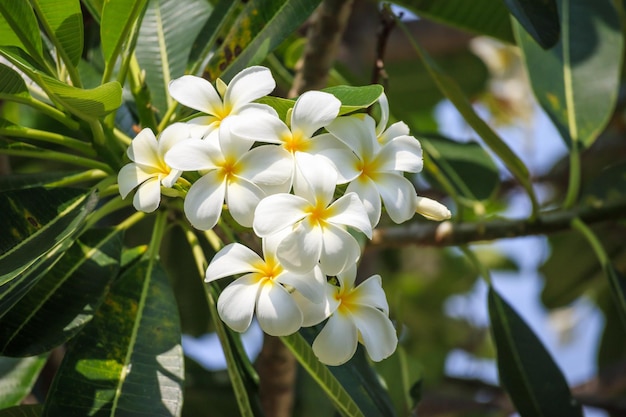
[[147, 210, 169, 260], [0, 145, 113, 173], [113, 127, 133, 147], [571, 217, 608, 264], [460, 245, 492, 285], [2, 95, 80, 130], [563, 139, 581, 209], [181, 225, 255, 417], [46, 169, 109, 187], [83, 195, 132, 229], [127, 55, 158, 131], [1, 126, 95, 156]]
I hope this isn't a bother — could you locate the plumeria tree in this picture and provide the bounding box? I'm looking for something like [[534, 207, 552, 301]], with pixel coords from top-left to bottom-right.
[[0, 0, 625, 416]]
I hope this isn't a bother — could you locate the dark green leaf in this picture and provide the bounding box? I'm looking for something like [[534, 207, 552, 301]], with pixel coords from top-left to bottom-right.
[[0, 188, 96, 287], [422, 134, 499, 200], [0, 355, 47, 407], [0, 2, 47, 70], [504, 0, 560, 48], [135, 0, 212, 115], [391, 0, 514, 43], [0, 172, 84, 192], [187, 0, 235, 75], [0, 405, 42, 417], [515, 0, 622, 148], [43, 259, 184, 417], [0, 64, 30, 100], [100, 0, 149, 80], [0, 228, 123, 356], [488, 285, 583, 417], [322, 84, 384, 115], [205, 0, 323, 82], [31, 0, 83, 68]]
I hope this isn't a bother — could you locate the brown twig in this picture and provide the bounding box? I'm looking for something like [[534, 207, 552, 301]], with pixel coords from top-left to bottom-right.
[[370, 5, 397, 87], [288, 0, 355, 97]]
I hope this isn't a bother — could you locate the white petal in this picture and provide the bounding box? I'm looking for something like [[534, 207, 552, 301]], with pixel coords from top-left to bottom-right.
[[312, 313, 358, 366], [326, 115, 378, 159], [133, 177, 161, 212], [276, 222, 322, 273], [415, 196, 452, 221], [238, 102, 279, 118], [351, 307, 397, 362], [293, 153, 337, 206], [158, 123, 191, 154], [118, 163, 154, 198], [188, 116, 219, 138], [224, 66, 276, 112], [225, 178, 265, 228], [375, 92, 389, 137], [253, 194, 308, 237], [169, 75, 223, 115], [160, 169, 182, 188], [128, 128, 159, 166], [376, 136, 423, 173], [255, 281, 302, 336], [375, 174, 418, 224], [337, 264, 357, 289], [346, 177, 382, 227], [217, 274, 261, 332], [237, 145, 292, 186], [277, 266, 326, 303], [351, 275, 389, 314], [205, 243, 263, 282], [230, 112, 290, 144], [291, 91, 340, 138], [319, 224, 361, 276], [293, 282, 339, 326], [218, 117, 255, 158], [165, 138, 221, 171], [379, 121, 410, 144], [327, 192, 372, 238], [184, 173, 226, 230], [308, 133, 360, 183]]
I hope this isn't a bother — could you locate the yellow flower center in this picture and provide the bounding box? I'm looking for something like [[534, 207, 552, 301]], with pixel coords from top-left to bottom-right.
[[356, 157, 380, 181], [335, 286, 357, 315], [252, 256, 284, 283], [217, 157, 239, 182], [282, 130, 310, 154], [304, 200, 332, 228]]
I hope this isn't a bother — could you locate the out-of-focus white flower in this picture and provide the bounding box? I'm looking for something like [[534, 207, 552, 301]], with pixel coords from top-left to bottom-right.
[[117, 123, 190, 212], [325, 114, 423, 226], [205, 234, 326, 336], [168, 66, 276, 137], [164, 118, 291, 230], [253, 155, 371, 276], [310, 265, 397, 366]]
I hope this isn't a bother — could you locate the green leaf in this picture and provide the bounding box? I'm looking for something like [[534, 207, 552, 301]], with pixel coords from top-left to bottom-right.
[[422, 134, 500, 200], [30, 0, 83, 68], [187, 0, 235, 75], [0, 2, 47, 70], [0, 405, 42, 417], [135, 0, 212, 115], [43, 259, 184, 417], [100, 0, 149, 80], [256, 96, 295, 121], [0, 64, 29, 100], [32, 74, 122, 119], [0, 355, 47, 407], [391, 0, 514, 43], [504, 0, 560, 49], [281, 331, 366, 417], [515, 0, 623, 148], [0, 228, 123, 356], [0, 188, 96, 287], [488, 285, 583, 417], [374, 347, 423, 416], [205, 0, 323, 82], [322, 84, 384, 115]]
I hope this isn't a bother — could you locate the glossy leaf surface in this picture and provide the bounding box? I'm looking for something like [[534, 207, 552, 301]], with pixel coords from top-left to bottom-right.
[[31, 0, 83, 67], [504, 0, 560, 48], [0, 355, 47, 407]]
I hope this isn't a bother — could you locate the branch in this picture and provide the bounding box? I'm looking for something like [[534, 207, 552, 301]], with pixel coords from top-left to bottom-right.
[[371, 198, 626, 247], [288, 0, 354, 97]]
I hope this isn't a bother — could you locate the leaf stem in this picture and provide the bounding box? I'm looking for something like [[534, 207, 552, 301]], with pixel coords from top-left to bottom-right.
[[0, 143, 113, 173], [45, 169, 109, 187], [460, 245, 492, 285], [2, 95, 80, 130], [0, 126, 95, 156], [146, 209, 168, 260], [563, 139, 581, 209], [570, 217, 607, 264]]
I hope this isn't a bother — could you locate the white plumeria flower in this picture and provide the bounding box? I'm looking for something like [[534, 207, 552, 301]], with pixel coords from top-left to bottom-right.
[[310, 265, 398, 366], [117, 123, 190, 213], [205, 233, 327, 336], [231, 90, 347, 188], [164, 118, 291, 230], [168, 66, 276, 137], [416, 196, 451, 220], [253, 155, 372, 276], [374, 92, 411, 145], [325, 114, 423, 226]]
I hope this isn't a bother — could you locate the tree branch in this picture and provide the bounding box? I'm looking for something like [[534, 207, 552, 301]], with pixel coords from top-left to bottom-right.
[[371, 198, 626, 247]]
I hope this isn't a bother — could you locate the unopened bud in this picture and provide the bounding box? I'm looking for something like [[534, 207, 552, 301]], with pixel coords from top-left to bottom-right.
[[415, 196, 451, 221]]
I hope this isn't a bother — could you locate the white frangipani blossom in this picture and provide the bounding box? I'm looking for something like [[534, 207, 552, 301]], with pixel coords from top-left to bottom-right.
[[416, 196, 451, 220], [168, 66, 277, 137], [325, 114, 423, 226], [231, 90, 347, 187], [164, 118, 291, 230], [374, 92, 410, 145], [310, 265, 398, 366], [253, 155, 371, 276], [205, 233, 326, 336], [117, 123, 190, 213]]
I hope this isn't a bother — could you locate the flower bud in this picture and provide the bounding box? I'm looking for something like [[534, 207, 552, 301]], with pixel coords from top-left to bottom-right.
[[415, 196, 451, 221]]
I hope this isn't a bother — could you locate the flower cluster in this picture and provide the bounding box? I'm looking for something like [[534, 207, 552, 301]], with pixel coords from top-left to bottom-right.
[[117, 66, 451, 366]]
